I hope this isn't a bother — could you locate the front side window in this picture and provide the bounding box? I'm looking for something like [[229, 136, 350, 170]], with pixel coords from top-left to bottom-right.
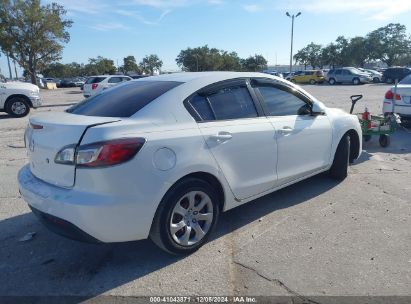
[[335, 70, 342, 75], [252, 83, 311, 116], [187, 84, 258, 121]]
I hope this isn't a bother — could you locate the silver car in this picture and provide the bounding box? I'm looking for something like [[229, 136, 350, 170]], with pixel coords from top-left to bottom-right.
[[326, 67, 372, 85]]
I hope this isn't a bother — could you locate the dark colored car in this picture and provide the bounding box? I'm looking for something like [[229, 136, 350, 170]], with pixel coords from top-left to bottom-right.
[[382, 67, 411, 83]]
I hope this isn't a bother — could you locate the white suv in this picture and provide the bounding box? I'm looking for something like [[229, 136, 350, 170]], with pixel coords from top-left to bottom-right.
[[0, 75, 41, 117], [83, 75, 132, 97]]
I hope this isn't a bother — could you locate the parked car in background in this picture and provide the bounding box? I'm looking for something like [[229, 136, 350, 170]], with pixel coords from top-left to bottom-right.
[[262, 70, 283, 78], [83, 75, 132, 97], [383, 74, 411, 121], [18, 72, 362, 254], [358, 68, 382, 83], [290, 70, 325, 84], [60, 79, 77, 88], [382, 67, 411, 83], [326, 67, 372, 85], [0, 74, 41, 117], [130, 75, 149, 80]]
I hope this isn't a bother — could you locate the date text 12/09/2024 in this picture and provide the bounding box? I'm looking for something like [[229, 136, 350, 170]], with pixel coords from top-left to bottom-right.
[[149, 296, 257, 303]]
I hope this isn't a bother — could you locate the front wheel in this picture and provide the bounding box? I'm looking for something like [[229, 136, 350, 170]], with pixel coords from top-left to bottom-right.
[[329, 135, 350, 180], [6, 97, 30, 117], [150, 178, 220, 255], [373, 77, 380, 83], [309, 79, 316, 85], [328, 78, 336, 85]]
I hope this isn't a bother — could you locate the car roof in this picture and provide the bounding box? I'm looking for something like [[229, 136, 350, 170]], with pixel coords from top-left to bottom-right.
[[135, 71, 284, 84]]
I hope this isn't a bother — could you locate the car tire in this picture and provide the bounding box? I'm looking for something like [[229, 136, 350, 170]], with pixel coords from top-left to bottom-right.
[[150, 177, 220, 255], [328, 78, 336, 85], [373, 77, 380, 83], [6, 97, 30, 118], [309, 79, 316, 85], [352, 78, 360, 85], [329, 134, 350, 180]]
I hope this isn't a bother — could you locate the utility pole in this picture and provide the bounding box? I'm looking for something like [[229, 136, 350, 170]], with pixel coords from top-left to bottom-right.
[[286, 12, 301, 73]]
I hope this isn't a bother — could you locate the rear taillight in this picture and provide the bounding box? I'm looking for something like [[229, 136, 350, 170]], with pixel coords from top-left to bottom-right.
[[91, 83, 98, 90], [385, 90, 401, 100], [55, 138, 145, 167]]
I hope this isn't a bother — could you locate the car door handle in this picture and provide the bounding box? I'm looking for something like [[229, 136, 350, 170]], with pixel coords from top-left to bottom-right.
[[210, 132, 233, 141], [278, 127, 293, 134]]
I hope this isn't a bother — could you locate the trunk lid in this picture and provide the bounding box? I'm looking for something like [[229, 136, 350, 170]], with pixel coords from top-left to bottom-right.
[[25, 112, 118, 188], [393, 85, 411, 106]]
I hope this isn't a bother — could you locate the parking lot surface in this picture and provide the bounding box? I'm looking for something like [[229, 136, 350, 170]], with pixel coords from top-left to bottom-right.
[[0, 84, 410, 299]]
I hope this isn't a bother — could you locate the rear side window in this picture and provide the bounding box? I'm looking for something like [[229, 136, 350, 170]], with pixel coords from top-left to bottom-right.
[[400, 74, 411, 84], [67, 81, 182, 117], [108, 77, 123, 83], [187, 85, 257, 121], [85, 77, 106, 84]]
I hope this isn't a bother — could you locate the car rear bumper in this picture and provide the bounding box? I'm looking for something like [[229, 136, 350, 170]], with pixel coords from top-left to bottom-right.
[[18, 164, 153, 243]]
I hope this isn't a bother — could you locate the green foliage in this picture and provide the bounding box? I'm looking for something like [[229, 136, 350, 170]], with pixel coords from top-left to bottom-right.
[[367, 23, 411, 66], [123, 55, 139, 74], [0, 0, 73, 84], [295, 23, 411, 68], [176, 45, 266, 72], [84, 56, 116, 75], [140, 54, 163, 75]]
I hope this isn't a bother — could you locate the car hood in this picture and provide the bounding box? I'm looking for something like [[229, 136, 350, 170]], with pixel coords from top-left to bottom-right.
[[2, 81, 39, 91]]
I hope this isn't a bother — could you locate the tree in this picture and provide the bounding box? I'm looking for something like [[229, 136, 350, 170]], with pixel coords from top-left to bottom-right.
[[176, 46, 219, 71], [0, 0, 72, 85], [220, 51, 242, 71], [123, 55, 139, 74], [241, 54, 267, 71], [84, 56, 116, 75], [367, 23, 411, 66], [294, 43, 322, 69], [294, 48, 309, 69], [346, 36, 369, 67], [320, 43, 338, 68], [140, 54, 162, 75]]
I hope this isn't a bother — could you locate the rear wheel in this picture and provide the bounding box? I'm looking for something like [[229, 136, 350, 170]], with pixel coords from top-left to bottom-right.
[[309, 79, 316, 85], [373, 77, 380, 83], [6, 97, 30, 117], [328, 78, 336, 85], [150, 178, 220, 255], [329, 135, 350, 180]]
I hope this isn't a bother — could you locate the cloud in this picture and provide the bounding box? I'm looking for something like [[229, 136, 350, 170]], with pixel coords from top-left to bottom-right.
[[281, 0, 411, 21], [130, 0, 191, 9], [91, 22, 130, 31], [243, 4, 260, 13], [115, 9, 171, 25]]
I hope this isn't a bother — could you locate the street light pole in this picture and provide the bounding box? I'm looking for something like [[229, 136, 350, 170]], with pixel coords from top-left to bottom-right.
[[286, 12, 301, 73]]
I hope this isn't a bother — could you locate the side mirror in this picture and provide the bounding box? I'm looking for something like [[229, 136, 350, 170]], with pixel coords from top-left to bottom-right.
[[311, 103, 325, 115]]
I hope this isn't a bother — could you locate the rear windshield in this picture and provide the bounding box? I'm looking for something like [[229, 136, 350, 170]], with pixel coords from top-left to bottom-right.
[[67, 81, 182, 117], [85, 77, 106, 84]]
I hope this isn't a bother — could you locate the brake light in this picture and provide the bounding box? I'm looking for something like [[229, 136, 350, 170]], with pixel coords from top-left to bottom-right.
[[385, 90, 401, 100], [91, 83, 98, 90], [76, 138, 145, 167]]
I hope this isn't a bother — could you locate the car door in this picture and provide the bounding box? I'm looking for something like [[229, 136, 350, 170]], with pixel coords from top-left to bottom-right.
[[341, 69, 351, 83], [186, 79, 278, 200], [251, 78, 332, 185], [334, 69, 342, 82]]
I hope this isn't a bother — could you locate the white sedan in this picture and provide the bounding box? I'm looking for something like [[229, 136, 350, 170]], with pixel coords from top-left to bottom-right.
[[18, 72, 362, 254], [383, 74, 411, 121], [83, 75, 132, 98]]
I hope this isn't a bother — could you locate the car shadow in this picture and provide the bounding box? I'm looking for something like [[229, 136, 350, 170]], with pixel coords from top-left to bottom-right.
[[0, 174, 339, 297]]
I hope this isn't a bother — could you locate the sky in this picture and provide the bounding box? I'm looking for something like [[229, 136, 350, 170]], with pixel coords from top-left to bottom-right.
[[1, 0, 411, 77]]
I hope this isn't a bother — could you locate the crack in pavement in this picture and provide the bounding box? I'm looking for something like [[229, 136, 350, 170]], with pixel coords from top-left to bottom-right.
[[233, 261, 321, 304]]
